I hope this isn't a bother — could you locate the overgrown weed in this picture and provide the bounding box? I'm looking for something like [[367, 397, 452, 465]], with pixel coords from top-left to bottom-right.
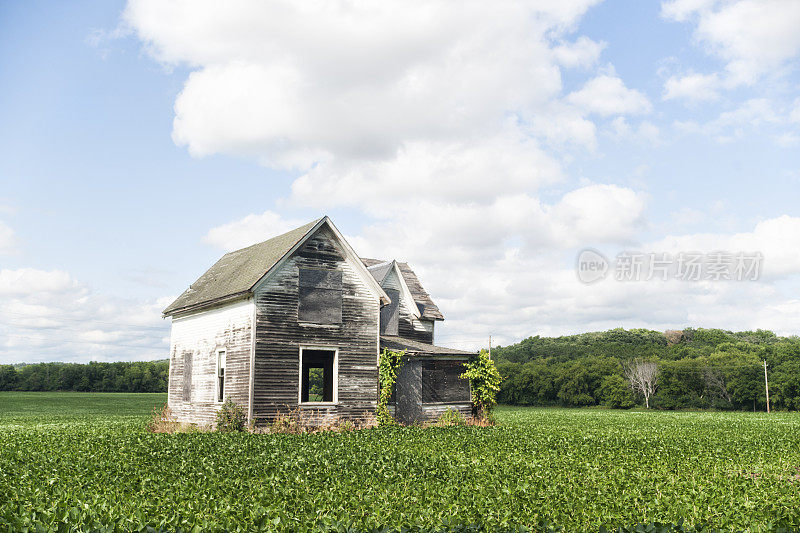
[[251, 408, 377, 434], [147, 403, 211, 433]]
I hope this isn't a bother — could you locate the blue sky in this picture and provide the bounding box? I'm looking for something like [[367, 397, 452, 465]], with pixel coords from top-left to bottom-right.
[[1, 0, 799, 363]]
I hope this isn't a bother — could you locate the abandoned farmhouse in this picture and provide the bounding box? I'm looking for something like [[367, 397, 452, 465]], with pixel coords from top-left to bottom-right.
[[163, 216, 473, 425]]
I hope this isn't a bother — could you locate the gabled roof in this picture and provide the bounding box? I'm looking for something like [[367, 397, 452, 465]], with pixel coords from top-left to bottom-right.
[[380, 335, 472, 356], [362, 258, 444, 321], [164, 217, 388, 317], [366, 260, 421, 319], [366, 260, 393, 284]]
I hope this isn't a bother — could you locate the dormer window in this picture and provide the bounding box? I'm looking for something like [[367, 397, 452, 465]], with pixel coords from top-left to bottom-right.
[[380, 288, 400, 335], [298, 268, 342, 324]]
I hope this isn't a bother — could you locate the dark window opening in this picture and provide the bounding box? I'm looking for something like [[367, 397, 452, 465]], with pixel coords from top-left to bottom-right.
[[380, 288, 400, 335], [216, 350, 226, 403], [301, 349, 335, 403], [298, 268, 342, 324], [422, 360, 471, 403]]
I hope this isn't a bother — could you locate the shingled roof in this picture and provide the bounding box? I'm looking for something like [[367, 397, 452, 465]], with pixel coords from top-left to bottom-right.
[[362, 258, 444, 320], [365, 260, 393, 284], [163, 219, 321, 316], [163, 217, 435, 319]]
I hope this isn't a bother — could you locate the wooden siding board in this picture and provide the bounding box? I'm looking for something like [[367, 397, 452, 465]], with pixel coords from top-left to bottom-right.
[[252, 226, 380, 423], [421, 403, 472, 420], [167, 299, 254, 425], [396, 359, 423, 424]]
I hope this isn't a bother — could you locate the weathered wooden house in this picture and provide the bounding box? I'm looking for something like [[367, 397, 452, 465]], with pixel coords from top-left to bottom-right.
[[163, 216, 472, 426]]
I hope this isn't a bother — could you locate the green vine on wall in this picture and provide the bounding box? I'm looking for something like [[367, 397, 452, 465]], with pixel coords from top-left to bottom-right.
[[461, 349, 502, 419], [377, 349, 405, 426]]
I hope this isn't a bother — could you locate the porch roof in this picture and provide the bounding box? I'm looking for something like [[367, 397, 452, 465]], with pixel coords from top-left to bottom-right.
[[379, 335, 474, 357]]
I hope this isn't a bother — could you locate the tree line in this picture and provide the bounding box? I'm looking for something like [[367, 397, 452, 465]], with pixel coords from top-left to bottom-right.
[[0, 360, 169, 393], [494, 328, 800, 411], [3, 327, 799, 410]]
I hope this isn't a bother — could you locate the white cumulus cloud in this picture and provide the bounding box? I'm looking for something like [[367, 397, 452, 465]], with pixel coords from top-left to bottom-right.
[[552, 36, 606, 68], [674, 98, 795, 143], [663, 72, 720, 102], [122, 0, 800, 349], [203, 211, 309, 251], [662, 0, 800, 86], [289, 132, 565, 211], [567, 75, 652, 116], [125, 0, 604, 171], [650, 215, 800, 280], [0, 268, 170, 363]]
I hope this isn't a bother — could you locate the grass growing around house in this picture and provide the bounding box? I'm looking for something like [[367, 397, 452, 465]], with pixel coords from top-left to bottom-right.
[[1, 394, 800, 531]]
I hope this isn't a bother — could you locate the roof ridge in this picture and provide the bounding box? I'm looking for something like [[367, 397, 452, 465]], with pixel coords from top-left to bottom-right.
[[163, 217, 323, 316], [223, 217, 323, 257], [164, 216, 393, 317], [366, 259, 393, 268]]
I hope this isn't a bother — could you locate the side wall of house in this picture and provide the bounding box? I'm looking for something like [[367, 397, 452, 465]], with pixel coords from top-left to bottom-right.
[[252, 226, 380, 424], [395, 356, 472, 424], [381, 267, 435, 343], [167, 298, 254, 425]]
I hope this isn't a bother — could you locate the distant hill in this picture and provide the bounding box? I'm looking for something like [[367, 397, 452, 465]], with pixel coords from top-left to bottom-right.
[[494, 328, 800, 411]]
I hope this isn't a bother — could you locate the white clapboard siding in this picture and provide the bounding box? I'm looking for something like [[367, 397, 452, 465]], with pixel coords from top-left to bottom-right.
[[167, 298, 254, 425]]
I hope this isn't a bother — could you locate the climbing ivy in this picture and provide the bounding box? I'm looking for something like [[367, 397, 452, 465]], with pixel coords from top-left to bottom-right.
[[377, 349, 405, 426], [461, 349, 502, 419]]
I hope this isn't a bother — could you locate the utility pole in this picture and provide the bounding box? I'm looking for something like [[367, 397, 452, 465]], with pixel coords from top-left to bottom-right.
[[763, 360, 770, 414], [488, 335, 492, 360]]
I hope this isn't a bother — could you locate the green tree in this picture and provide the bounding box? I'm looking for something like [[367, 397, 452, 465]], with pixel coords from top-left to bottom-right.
[[0, 365, 19, 390], [597, 375, 635, 408]]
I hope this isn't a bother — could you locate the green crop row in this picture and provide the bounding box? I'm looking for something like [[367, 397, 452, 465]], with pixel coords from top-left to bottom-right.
[[1, 394, 800, 531]]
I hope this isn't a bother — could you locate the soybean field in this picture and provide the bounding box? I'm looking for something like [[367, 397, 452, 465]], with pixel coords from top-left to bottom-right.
[[1, 393, 799, 531]]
